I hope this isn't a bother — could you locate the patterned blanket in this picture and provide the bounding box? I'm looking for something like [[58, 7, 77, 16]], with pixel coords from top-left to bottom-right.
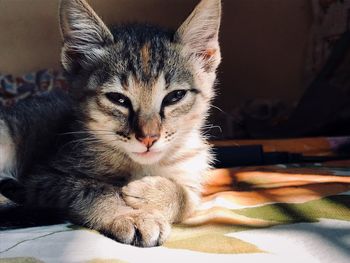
[[1, 161, 349, 263]]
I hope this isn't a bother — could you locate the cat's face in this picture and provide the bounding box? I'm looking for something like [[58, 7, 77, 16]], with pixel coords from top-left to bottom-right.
[[60, 0, 221, 165]]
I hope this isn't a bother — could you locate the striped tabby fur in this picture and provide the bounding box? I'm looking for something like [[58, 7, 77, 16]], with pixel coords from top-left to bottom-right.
[[0, 0, 221, 247]]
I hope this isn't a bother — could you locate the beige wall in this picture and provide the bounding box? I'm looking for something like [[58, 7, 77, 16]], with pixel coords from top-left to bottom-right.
[[0, 0, 312, 110], [219, 0, 312, 108]]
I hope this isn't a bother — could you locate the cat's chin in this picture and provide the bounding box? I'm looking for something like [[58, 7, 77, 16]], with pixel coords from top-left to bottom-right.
[[128, 150, 164, 165]]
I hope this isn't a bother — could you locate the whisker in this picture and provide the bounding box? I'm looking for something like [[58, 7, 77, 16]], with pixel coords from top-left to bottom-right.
[[202, 124, 222, 133], [210, 105, 225, 113], [59, 130, 116, 136]]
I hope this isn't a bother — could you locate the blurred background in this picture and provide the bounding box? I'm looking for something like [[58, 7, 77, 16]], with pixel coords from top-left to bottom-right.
[[0, 0, 349, 140]]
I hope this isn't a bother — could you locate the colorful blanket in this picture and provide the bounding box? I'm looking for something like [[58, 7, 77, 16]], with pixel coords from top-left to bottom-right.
[[0, 70, 68, 107], [1, 161, 349, 263]]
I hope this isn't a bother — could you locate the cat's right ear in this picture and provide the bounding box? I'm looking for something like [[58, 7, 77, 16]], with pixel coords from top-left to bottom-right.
[[59, 0, 114, 73], [176, 0, 221, 73]]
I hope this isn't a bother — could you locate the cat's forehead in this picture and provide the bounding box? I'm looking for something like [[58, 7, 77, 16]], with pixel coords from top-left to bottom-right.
[[102, 73, 191, 93], [104, 25, 193, 87]]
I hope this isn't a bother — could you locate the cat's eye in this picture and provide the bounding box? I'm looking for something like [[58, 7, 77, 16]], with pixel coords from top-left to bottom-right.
[[105, 92, 131, 108], [162, 90, 188, 107]]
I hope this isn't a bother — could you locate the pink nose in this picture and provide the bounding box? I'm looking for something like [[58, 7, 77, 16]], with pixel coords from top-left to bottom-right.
[[136, 134, 159, 148]]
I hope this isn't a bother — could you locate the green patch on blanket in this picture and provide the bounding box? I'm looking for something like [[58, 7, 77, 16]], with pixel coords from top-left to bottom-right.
[[166, 224, 262, 254], [165, 233, 263, 254], [165, 195, 350, 254], [0, 258, 44, 263], [234, 195, 350, 223], [87, 259, 128, 263]]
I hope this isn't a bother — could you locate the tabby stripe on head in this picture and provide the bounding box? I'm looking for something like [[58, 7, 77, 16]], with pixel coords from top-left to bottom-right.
[[141, 43, 151, 76]]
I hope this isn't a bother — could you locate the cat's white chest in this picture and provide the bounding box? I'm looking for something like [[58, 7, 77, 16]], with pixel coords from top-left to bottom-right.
[[129, 165, 167, 180]]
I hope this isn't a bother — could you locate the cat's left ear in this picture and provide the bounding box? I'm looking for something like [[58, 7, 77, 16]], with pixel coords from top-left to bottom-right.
[[176, 0, 222, 73], [59, 0, 114, 73]]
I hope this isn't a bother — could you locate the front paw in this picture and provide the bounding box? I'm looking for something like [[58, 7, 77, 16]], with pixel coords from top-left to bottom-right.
[[107, 210, 171, 247], [122, 176, 169, 208], [122, 176, 185, 221]]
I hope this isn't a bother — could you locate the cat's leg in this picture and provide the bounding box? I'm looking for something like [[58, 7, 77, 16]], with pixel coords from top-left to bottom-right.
[[23, 170, 171, 247], [122, 176, 197, 223], [0, 179, 25, 204], [0, 119, 17, 180]]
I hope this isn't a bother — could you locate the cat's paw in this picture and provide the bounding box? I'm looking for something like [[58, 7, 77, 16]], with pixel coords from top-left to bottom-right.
[[109, 210, 171, 247], [122, 176, 170, 208], [122, 176, 184, 221]]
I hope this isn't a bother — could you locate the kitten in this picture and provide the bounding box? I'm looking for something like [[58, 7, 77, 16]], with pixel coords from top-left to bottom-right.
[[0, 0, 221, 247]]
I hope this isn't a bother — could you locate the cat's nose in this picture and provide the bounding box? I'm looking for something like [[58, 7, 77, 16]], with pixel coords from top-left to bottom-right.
[[134, 113, 161, 148], [136, 134, 159, 148]]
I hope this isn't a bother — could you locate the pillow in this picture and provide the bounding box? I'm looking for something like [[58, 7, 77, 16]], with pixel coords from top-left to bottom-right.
[[0, 69, 69, 107]]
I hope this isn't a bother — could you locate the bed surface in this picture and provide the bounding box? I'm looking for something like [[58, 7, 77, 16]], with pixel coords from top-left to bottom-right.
[[1, 161, 349, 263]]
